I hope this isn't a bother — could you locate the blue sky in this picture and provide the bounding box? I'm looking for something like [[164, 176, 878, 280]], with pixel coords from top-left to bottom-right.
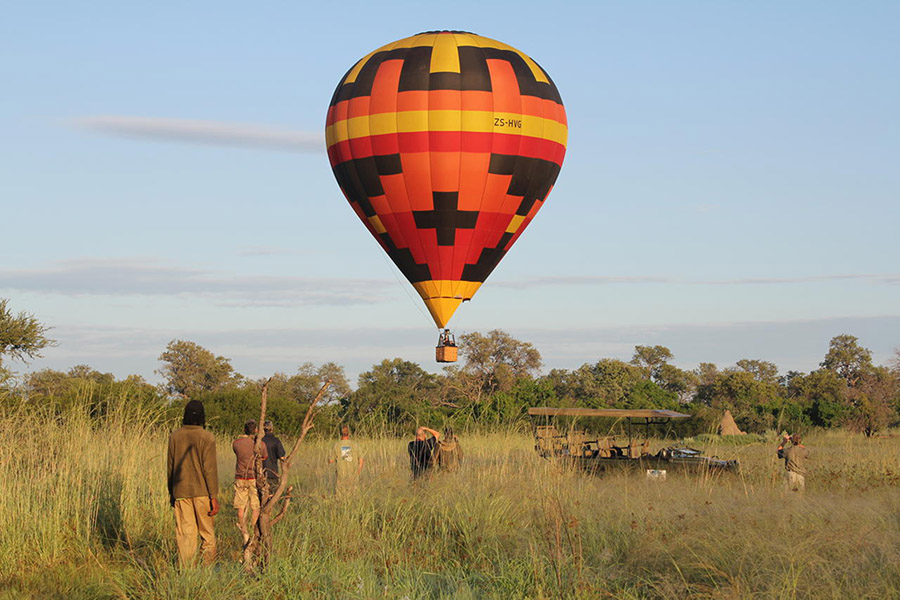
[[2, 1, 898, 385]]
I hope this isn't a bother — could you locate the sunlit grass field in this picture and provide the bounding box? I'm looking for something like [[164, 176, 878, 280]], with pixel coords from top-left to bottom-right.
[[3, 400, 900, 599]]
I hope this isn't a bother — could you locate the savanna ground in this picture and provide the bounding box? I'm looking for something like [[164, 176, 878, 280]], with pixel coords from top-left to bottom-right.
[[3, 400, 900, 600]]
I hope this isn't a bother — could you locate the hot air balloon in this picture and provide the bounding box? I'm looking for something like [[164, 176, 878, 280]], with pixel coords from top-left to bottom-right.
[[325, 31, 567, 361]]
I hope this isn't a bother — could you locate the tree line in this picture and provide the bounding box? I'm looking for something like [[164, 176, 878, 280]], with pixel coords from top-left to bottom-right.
[[2, 297, 898, 438]]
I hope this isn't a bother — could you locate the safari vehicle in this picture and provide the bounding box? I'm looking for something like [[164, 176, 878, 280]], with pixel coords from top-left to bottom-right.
[[528, 407, 740, 475]]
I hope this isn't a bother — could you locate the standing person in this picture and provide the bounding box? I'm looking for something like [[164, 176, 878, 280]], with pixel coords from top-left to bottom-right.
[[167, 400, 219, 567], [408, 426, 441, 479], [330, 425, 364, 495], [435, 426, 463, 472], [777, 433, 809, 492], [233, 420, 266, 545], [262, 420, 286, 493]]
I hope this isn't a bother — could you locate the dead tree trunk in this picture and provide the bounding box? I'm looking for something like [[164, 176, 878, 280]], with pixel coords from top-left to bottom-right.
[[242, 378, 331, 571]]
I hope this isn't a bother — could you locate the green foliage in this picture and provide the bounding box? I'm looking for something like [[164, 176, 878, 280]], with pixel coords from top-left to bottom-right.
[[655, 362, 698, 402], [457, 329, 542, 396], [343, 358, 441, 435], [0, 298, 55, 367], [266, 362, 351, 406], [696, 370, 784, 433], [472, 378, 557, 427], [821, 333, 874, 385], [10, 366, 163, 418], [616, 379, 679, 410], [546, 359, 643, 407], [787, 369, 848, 428], [844, 366, 900, 437], [629, 344, 673, 380], [156, 339, 241, 399], [733, 358, 779, 384]]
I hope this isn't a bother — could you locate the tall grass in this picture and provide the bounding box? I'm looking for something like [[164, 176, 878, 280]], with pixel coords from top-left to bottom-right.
[[3, 396, 900, 598]]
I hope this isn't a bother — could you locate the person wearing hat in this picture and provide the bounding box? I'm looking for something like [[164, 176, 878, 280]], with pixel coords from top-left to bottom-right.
[[167, 400, 219, 566]]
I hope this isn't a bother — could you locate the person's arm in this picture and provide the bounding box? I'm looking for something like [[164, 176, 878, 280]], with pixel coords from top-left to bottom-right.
[[776, 433, 789, 458], [202, 435, 219, 516], [166, 435, 175, 506], [357, 456, 365, 475], [421, 427, 441, 440]]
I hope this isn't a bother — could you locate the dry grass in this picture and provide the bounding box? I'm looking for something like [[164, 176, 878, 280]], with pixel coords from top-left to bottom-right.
[[3, 400, 900, 599]]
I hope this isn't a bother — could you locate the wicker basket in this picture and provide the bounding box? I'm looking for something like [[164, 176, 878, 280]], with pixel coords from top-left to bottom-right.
[[435, 345, 458, 363]]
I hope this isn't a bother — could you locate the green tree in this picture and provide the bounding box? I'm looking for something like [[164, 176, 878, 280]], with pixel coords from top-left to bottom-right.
[[344, 358, 440, 434], [457, 330, 542, 397], [694, 363, 719, 386], [629, 345, 673, 381], [0, 299, 55, 385], [267, 362, 351, 406], [844, 366, 899, 437], [545, 359, 645, 408], [157, 339, 241, 398], [696, 370, 783, 433], [786, 369, 848, 428], [733, 359, 779, 384], [821, 334, 874, 386], [655, 363, 699, 403], [23, 366, 161, 416]]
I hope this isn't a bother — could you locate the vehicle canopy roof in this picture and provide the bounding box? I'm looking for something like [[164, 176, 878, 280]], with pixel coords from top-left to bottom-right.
[[527, 407, 691, 419]]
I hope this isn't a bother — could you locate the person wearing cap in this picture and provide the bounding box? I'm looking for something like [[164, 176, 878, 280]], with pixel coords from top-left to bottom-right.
[[167, 400, 219, 567], [777, 432, 810, 492], [261, 420, 286, 492], [233, 420, 267, 545]]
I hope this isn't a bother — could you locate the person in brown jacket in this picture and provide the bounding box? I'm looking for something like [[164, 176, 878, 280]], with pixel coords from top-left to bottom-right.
[[167, 400, 219, 566]]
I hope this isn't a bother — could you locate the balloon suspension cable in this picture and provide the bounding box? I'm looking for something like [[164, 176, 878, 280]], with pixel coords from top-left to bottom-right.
[[376, 247, 435, 329]]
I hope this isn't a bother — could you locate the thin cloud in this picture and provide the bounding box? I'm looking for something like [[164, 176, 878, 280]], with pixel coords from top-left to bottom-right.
[[238, 246, 299, 257], [72, 116, 324, 153], [0, 258, 391, 306], [493, 273, 898, 289]]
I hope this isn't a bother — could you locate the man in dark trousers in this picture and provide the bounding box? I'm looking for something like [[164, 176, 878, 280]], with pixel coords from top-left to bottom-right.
[[408, 426, 441, 479], [167, 400, 219, 567], [262, 420, 286, 492]]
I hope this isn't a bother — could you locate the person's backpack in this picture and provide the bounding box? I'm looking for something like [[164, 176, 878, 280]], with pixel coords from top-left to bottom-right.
[[436, 437, 463, 472]]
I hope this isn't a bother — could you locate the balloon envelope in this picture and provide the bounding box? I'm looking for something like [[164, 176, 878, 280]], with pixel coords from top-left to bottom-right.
[[326, 31, 567, 327]]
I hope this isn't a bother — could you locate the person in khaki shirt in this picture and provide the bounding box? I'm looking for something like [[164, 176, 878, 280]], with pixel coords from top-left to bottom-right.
[[777, 433, 810, 492], [330, 425, 364, 495], [167, 400, 219, 566]]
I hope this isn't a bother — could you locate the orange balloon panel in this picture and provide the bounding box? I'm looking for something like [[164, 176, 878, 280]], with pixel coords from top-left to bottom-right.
[[325, 31, 567, 328]]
